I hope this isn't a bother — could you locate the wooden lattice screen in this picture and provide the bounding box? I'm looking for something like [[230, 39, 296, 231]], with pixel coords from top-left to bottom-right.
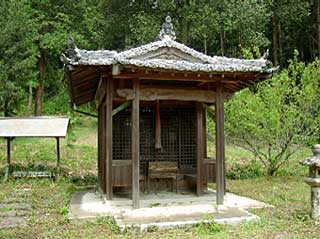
[[112, 106, 196, 170]]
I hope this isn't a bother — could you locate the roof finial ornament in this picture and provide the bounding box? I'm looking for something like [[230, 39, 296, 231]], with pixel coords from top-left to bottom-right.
[[65, 36, 81, 61], [157, 16, 176, 41]]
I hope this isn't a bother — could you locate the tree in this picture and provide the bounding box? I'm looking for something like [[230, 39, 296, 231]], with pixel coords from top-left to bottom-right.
[[0, 1, 38, 116], [225, 52, 320, 175], [269, 0, 310, 66], [31, 0, 91, 115]]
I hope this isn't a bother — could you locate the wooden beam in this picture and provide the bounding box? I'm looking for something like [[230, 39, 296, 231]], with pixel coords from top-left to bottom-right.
[[140, 85, 198, 90], [112, 64, 121, 76], [132, 79, 140, 209], [73, 88, 97, 99], [74, 98, 95, 106], [114, 73, 232, 83], [71, 77, 97, 89], [117, 88, 216, 103], [196, 103, 204, 196], [73, 93, 95, 106], [72, 68, 98, 80], [215, 85, 225, 205], [114, 69, 258, 82], [95, 77, 106, 108], [105, 78, 113, 200], [112, 101, 131, 116]]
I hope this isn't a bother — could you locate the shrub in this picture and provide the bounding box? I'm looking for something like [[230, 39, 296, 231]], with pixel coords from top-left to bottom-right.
[[227, 160, 264, 180]]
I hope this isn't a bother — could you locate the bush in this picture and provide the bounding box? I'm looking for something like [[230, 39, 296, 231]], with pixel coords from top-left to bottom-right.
[[225, 55, 320, 175], [227, 160, 264, 180]]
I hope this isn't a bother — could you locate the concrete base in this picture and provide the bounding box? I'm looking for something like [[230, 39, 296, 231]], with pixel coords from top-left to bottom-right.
[[69, 189, 272, 231]]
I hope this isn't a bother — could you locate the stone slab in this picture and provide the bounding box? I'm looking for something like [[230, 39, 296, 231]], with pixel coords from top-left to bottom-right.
[[2, 197, 27, 204], [0, 216, 27, 229], [0, 203, 32, 211], [69, 189, 271, 231]]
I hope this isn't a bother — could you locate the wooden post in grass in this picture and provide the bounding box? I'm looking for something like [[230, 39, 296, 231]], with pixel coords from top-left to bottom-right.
[[4, 138, 11, 182], [56, 137, 60, 179]]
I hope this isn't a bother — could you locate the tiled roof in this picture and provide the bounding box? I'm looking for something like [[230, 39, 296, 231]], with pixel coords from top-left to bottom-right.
[[61, 18, 272, 74], [61, 36, 271, 73]]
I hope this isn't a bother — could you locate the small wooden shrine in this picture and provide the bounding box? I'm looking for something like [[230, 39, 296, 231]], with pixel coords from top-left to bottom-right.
[[61, 16, 275, 209]]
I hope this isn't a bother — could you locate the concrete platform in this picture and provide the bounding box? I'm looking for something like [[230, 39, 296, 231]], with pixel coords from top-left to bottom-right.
[[69, 189, 271, 231]]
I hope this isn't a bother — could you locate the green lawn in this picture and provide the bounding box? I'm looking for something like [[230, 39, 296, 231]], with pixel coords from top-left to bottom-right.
[[0, 116, 317, 238]]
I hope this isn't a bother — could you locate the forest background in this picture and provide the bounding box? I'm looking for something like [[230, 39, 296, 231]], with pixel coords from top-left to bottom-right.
[[1, 0, 320, 175]]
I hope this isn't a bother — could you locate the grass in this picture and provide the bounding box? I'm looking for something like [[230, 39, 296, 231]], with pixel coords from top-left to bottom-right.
[[0, 116, 317, 238]]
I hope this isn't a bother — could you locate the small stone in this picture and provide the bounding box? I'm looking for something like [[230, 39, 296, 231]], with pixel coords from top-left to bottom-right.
[[14, 203, 32, 211], [0, 203, 32, 211], [16, 210, 32, 217], [2, 197, 26, 204], [12, 191, 31, 197], [0, 217, 27, 229], [0, 211, 16, 217]]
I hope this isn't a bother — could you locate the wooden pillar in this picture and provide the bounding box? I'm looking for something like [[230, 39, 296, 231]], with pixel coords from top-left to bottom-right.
[[215, 85, 225, 205], [132, 79, 140, 209], [155, 101, 161, 150], [97, 105, 101, 191], [203, 107, 207, 159], [196, 103, 204, 196], [105, 78, 113, 200], [101, 104, 106, 193], [202, 107, 208, 190]]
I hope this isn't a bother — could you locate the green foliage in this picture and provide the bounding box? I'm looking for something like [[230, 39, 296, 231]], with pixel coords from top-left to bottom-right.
[[96, 216, 120, 234], [0, 1, 38, 116], [41, 87, 70, 115], [0, 0, 317, 116], [196, 221, 221, 237], [227, 160, 264, 180], [225, 55, 320, 175], [59, 206, 69, 216], [147, 225, 159, 232], [128, 12, 160, 47], [0, 117, 317, 238]]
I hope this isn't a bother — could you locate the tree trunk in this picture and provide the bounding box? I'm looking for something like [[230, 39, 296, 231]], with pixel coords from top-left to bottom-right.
[[176, 0, 190, 45], [272, 15, 279, 66], [220, 30, 226, 56], [28, 84, 33, 115], [204, 37, 207, 55], [317, 2, 320, 56], [4, 101, 9, 117], [34, 49, 45, 116], [179, 17, 189, 44], [278, 22, 283, 66]]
